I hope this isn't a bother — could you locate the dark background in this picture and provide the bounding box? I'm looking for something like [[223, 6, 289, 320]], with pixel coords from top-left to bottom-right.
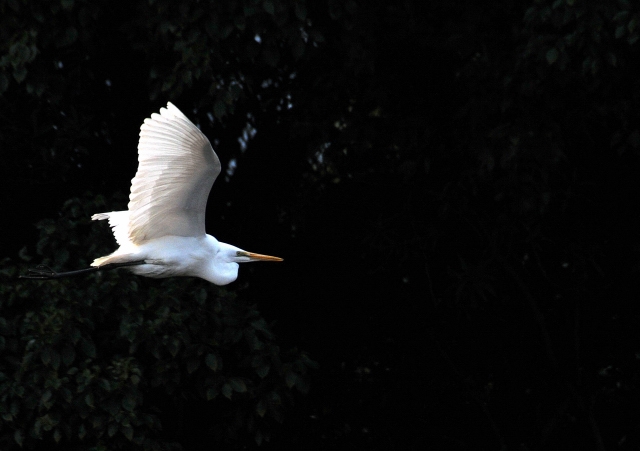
[[1, 0, 640, 450]]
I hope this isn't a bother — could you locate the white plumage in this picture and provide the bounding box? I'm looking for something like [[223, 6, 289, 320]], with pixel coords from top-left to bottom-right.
[[90, 102, 282, 285]]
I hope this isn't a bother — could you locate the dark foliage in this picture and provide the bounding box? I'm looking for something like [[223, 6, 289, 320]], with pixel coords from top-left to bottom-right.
[[1, 0, 640, 449]]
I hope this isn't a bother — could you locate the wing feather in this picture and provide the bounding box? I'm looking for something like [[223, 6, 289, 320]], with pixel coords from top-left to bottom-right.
[[127, 102, 221, 244]]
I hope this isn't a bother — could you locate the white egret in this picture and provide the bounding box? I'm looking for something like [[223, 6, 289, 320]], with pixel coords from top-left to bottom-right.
[[22, 102, 282, 285]]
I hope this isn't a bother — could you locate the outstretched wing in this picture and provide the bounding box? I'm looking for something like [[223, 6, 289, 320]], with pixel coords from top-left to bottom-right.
[[127, 102, 221, 244]]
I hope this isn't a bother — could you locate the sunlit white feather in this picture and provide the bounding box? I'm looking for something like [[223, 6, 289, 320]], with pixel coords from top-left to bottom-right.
[[88, 102, 280, 285]]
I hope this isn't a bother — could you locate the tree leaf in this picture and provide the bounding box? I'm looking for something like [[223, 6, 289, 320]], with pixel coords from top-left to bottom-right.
[[0, 73, 9, 93], [285, 371, 297, 388], [214, 100, 226, 119], [122, 393, 136, 412], [98, 378, 111, 391], [546, 48, 559, 65], [263, 0, 275, 15], [221, 383, 232, 399], [206, 387, 218, 400], [256, 365, 270, 378], [51, 350, 61, 370], [230, 378, 247, 393], [41, 347, 52, 365], [295, 3, 307, 21], [13, 64, 27, 83], [84, 392, 94, 408], [166, 337, 180, 357], [14, 429, 24, 446], [58, 27, 78, 47], [41, 389, 53, 408], [81, 339, 96, 358], [122, 425, 134, 441], [187, 358, 200, 374], [205, 353, 218, 371], [62, 345, 75, 367], [256, 399, 267, 417]]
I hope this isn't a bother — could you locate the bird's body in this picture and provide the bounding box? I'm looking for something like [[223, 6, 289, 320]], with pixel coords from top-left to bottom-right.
[[83, 102, 282, 285], [94, 234, 242, 285]]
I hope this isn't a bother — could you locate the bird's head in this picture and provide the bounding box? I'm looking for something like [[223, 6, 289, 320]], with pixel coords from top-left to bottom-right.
[[205, 241, 282, 285]]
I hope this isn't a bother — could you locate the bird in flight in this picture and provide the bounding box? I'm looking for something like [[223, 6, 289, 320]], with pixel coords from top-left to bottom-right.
[[22, 102, 282, 285]]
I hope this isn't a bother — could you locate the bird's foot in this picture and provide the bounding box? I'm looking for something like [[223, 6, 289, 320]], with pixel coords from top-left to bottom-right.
[[20, 265, 59, 279]]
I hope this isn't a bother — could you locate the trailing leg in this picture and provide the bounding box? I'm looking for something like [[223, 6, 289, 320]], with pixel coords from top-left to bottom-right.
[[19, 261, 146, 280]]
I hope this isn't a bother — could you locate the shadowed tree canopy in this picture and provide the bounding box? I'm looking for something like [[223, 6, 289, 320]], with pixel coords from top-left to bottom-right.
[[1, 0, 640, 449]]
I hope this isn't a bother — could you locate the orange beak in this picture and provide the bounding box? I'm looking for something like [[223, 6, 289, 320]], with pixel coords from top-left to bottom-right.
[[238, 251, 283, 262]]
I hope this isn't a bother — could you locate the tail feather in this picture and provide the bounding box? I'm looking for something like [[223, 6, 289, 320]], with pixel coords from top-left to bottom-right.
[[92, 211, 130, 246], [91, 210, 135, 267], [91, 253, 140, 267], [91, 255, 111, 267]]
